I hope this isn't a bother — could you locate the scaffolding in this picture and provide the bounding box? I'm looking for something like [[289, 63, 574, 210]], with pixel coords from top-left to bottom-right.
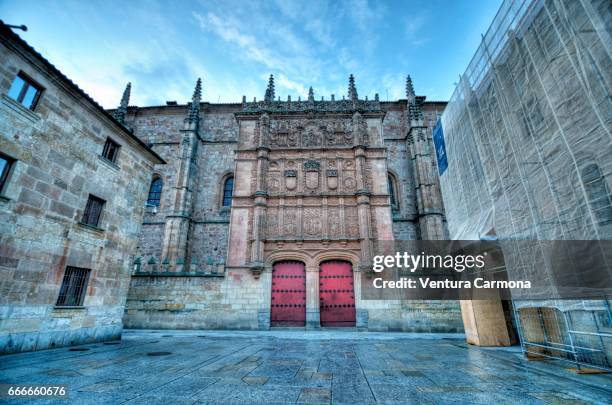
[[438, 0, 612, 370]]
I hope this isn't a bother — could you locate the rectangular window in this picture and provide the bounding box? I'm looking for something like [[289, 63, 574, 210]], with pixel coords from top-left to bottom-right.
[[0, 152, 16, 193], [56, 266, 90, 306], [8, 72, 43, 110], [101, 137, 120, 163], [81, 195, 105, 227]]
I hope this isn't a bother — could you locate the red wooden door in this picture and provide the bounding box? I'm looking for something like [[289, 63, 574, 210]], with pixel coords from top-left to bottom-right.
[[319, 260, 356, 326], [271, 261, 306, 326]]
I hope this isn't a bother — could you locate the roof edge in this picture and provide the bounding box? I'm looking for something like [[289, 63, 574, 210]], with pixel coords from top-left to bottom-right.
[[0, 21, 166, 165]]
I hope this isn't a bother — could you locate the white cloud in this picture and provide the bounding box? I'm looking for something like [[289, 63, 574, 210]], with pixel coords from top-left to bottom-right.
[[405, 12, 430, 46], [276, 74, 309, 98]]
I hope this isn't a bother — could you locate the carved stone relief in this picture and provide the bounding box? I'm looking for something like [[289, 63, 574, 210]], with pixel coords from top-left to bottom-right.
[[266, 208, 278, 238], [303, 207, 322, 236], [267, 174, 281, 193], [328, 207, 342, 237], [268, 118, 355, 148], [326, 169, 338, 190], [345, 208, 359, 238], [304, 160, 320, 191], [283, 208, 298, 236]]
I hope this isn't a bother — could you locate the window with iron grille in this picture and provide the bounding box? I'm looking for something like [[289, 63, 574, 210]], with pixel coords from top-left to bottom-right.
[[222, 176, 234, 207], [101, 137, 120, 163], [7, 72, 43, 110], [56, 266, 90, 306], [81, 195, 105, 227], [147, 176, 163, 206], [0, 152, 16, 194]]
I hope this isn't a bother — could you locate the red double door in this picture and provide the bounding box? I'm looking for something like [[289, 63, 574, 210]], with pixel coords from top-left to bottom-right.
[[319, 260, 356, 327], [271, 261, 306, 326], [270, 260, 356, 327]]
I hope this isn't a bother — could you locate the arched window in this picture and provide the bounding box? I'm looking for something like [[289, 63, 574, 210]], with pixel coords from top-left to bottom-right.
[[222, 176, 234, 207], [388, 173, 398, 210], [147, 176, 163, 206], [581, 163, 612, 226]]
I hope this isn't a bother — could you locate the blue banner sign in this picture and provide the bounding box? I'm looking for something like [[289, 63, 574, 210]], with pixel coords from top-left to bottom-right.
[[433, 119, 448, 175]]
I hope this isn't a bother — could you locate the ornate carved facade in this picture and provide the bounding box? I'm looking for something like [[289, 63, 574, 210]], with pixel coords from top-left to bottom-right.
[[121, 75, 462, 331]]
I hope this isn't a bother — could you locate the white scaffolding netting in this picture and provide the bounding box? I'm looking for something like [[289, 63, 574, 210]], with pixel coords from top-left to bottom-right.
[[439, 0, 612, 310], [437, 0, 612, 368]]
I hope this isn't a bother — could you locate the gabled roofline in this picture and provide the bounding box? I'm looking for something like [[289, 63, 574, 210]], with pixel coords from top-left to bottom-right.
[[0, 21, 166, 165]]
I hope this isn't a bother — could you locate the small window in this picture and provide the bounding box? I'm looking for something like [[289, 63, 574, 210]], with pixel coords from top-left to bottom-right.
[[56, 266, 90, 306], [147, 176, 163, 206], [8, 72, 43, 110], [388, 174, 398, 210], [81, 195, 105, 227], [101, 137, 120, 163], [222, 176, 234, 207], [0, 152, 16, 193]]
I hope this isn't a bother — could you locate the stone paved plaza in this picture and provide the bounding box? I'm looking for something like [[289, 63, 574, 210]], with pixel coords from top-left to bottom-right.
[[1, 330, 611, 404]]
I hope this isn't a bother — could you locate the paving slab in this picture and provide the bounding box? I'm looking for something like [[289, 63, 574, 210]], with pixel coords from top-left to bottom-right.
[[0, 330, 610, 404]]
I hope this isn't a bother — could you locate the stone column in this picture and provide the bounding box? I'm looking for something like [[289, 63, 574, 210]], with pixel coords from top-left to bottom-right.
[[305, 265, 320, 329], [161, 121, 199, 271], [248, 121, 270, 277], [408, 123, 445, 240], [354, 146, 374, 269], [160, 79, 201, 272]]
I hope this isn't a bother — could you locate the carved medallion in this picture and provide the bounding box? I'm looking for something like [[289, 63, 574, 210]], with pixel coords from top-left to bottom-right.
[[343, 176, 356, 192]]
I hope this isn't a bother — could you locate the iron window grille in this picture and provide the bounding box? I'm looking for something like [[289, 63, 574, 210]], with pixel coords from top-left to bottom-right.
[[0, 152, 16, 193], [56, 266, 90, 306], [7, 72, 43, 110], [147, 177, 163, 206], [222, 176, 234, 207], [101, 137, 120, 163], [81, 195, 105, 227]]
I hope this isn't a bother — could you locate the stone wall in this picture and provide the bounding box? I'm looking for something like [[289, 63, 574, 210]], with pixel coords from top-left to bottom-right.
[[0, 27, 161, 353], [122, 93, 463, 332]]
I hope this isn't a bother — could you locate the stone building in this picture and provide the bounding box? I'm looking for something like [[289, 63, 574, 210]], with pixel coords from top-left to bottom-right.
[[123, 74, 463, 331], [0, 23, 164, 354]]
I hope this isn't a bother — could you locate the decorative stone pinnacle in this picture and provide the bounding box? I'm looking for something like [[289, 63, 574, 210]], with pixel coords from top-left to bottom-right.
[[348, 74, 358, 101], [264, 74, 275, 102], [406, 75, 422, 121], [308, 87, 314, 102], [406, 75, 415, 102], [113, 82, 131, 125], [186, 78, 202, 125]]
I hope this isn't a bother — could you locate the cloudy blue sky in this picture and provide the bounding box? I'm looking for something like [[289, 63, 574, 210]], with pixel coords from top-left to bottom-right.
[[1, 0, 502, 108]]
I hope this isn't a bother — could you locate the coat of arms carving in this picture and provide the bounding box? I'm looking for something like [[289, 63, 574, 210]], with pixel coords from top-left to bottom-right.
[[304, 160, 320, 190]]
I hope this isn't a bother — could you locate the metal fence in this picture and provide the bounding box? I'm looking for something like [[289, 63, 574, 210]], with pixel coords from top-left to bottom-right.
[[514, 300, 612, 371]]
